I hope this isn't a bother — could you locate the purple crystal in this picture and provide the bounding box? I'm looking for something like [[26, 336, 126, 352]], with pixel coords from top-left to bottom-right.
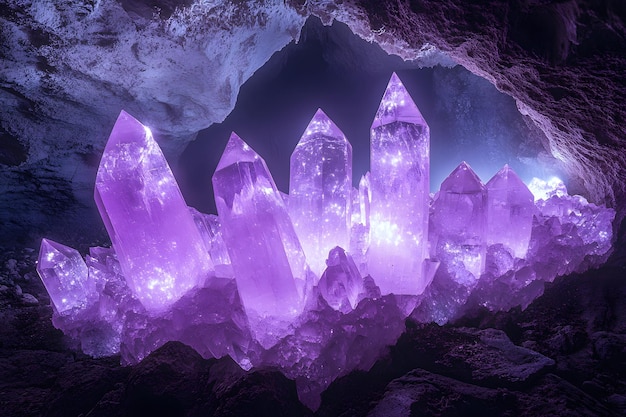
[[486, 165, 534, 258], [94, 111, 213, 312], [32, 75, 618, 410], [368, 73, 431, 295], [212, 132, 307, 326], [190, 208, 232, 276], [318, 247, 364, 312], [37, 238, 93, 312], [289, 109, 353, 278], [431, 161, 487, 281]]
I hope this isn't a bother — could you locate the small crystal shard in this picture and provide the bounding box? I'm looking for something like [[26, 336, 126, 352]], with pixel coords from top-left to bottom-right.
[[368, 73, 431, 295], [212, 132, 307, 324], [486, 165, 534, 258], [37, 238, 93, 312], [318, 247, 364, 312], [431, 161, 487, 281], [289, 109, 353, 278], [190, 208, 232, 276]]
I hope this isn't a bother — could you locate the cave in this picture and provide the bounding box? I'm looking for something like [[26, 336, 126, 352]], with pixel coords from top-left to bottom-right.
[[1, 1, 625, 416]]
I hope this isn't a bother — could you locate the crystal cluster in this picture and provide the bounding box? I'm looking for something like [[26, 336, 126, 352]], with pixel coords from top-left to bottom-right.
[[37, 74, 615, 410]]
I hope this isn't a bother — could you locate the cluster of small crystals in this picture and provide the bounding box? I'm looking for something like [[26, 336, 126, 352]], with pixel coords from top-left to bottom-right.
[[36, 74, 615, 410]]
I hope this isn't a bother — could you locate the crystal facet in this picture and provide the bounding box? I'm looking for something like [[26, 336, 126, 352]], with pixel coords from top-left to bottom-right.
[[289, 109, 353, 277], [368, 73, 431, 295], [190, 208, 232, 277], [318, 246, 364, 312], [95, 111, 213, 312], [37, 238, 93, 313], [212, 132, 307, 326], [486, 165, 534, 258], [431, 161, 487, 281]]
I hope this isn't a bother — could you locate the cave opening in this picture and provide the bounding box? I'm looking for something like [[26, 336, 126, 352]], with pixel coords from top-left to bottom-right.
[[177, 16, 563, 216]]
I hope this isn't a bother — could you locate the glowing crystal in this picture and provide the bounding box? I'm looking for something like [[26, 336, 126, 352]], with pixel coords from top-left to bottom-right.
[[212, 132, 307, 325], [95, 111, 213, 312], [318, 246, 364, 312], [528, 177, 568, 201], [190, 208, 232, 276], [431, 162, 487, 280], [486, 165, 534, 258], [368, 73, 431, 295], [350, 174, 372, 276], [289, 109, 353, 277], [36, 238, 93, 313]]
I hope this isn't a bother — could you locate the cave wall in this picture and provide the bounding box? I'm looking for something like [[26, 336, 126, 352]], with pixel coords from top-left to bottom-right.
[[1, 0, 625, 246], [306, 0, 626, 208]]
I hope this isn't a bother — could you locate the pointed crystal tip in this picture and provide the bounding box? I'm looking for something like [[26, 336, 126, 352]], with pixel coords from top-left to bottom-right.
[[371, 72, 428, 129], [298, 108, 347, 144], [441, 161, 484, 193], [487, 165, 533, 199], [216, 132, 259, 171], [105, 110, 152, 148]]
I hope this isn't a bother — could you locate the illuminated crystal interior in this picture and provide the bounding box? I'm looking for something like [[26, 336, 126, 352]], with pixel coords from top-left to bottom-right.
[[36, 73, 615, 410]]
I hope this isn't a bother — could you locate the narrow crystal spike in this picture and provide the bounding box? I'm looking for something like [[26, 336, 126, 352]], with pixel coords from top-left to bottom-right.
[[358, 173, 371, 228], [486, 165, 534, 258], [289, 108, 352, 278], [349, 174, 371, 277], [368, 72, 431, 295], [371, 72, 428, 128], [37, 238, 92, 312], [190, 208, 233, 277], [95, 111, 213, 312], [213, 132, 306, 323], [318, 246, 363, 312], [431, 161, 487, 280]]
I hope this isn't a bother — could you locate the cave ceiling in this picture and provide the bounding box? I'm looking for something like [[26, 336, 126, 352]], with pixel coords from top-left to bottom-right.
[[1, 0, 625, 246]]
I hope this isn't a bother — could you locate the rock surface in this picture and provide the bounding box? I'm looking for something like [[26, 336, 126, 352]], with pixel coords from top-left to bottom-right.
[[1, 247, 626, 416]]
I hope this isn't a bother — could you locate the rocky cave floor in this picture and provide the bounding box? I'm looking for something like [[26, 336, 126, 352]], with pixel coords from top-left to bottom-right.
[[0, 245, 625, 417]]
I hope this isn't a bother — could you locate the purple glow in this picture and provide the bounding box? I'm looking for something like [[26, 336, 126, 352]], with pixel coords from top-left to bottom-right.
[[432, 161, 487, 281], [289, 109, 352, 277], [94, 111, 213, 312], [35, 74, 616, 410], [212, 133, 307, 335], [486, 165, 534, 258], [37, 238, 92, 313], [318, 246, 363, 312], [368, 73, 432, 295]]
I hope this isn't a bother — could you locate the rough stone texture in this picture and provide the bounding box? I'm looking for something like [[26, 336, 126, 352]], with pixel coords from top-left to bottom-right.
[[0, 0, 305, 245]]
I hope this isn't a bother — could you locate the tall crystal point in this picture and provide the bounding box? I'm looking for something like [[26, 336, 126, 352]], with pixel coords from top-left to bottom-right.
[[368, 72, 431, 295], [213, 133, 306, 320], [289, 109, 352, 278], [486, 165, 534, 258], [37, 238, 93, 313], [431, 162, 487, 280], [95, 111, 213, 312]]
